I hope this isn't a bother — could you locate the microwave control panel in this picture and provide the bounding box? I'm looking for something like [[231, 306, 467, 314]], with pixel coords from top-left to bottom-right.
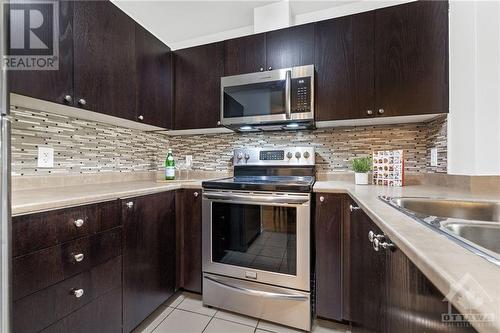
[[291, 77, 312, 113]]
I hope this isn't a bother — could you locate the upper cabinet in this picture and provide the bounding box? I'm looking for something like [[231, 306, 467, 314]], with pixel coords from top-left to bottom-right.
[[73, 0, 136, 121], [315, 1, 449, 121], [8, 0, 173, 129], [8, 1, 75, 105], [135, 24, 173, 128], [174, 42, 224, 130], [374, 1, 449, 117], [265, 24, 315, 71], [224, 33, 266, 76]]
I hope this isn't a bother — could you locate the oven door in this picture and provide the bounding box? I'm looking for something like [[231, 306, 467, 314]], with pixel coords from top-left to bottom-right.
[[220, 65, 314, 127], [202, 190, 310, 291]]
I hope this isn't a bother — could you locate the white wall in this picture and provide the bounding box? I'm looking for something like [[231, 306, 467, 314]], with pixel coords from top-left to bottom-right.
[[448, 1, 500, 175]]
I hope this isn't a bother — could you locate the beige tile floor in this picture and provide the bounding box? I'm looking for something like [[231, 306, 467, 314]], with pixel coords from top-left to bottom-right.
[[133, 292, 351, 333]]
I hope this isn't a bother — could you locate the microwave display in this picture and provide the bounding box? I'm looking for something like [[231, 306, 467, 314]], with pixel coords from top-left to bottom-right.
[[291, 77, 311, 113]]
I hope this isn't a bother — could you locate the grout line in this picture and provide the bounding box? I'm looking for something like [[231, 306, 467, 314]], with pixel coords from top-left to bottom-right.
[[201, 314, 215, 333], [150, 307, 175, 333]]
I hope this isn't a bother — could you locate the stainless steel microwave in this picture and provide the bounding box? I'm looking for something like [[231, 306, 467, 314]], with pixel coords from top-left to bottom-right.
[[220, 64, 314, 132]]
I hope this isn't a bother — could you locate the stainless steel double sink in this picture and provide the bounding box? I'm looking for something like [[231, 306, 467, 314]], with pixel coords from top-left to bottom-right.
[[381, 197, 500, 266]]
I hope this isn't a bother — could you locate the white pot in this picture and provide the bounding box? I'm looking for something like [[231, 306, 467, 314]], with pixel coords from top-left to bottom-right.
[[355, 172, 369, 185]]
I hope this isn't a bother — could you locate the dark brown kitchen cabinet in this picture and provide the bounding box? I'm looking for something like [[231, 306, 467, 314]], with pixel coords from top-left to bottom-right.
[[314, 193, 345, 321], [135, 24, 173, 128], [174, 42, 224, 130], [224, 33, 266, 76], [8, 1, 75, 105], [374, 1, 449, 117], [123, 191, 176, 332], [265, 23, 315, 71], [315, 12, 375, 121], [346, 199, 476, 333], [73, 0, 136, 120], [176, 189, 202, 293]]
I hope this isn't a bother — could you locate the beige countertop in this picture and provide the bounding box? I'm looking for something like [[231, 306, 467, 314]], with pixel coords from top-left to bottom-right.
[[11, 178, 500, 332]]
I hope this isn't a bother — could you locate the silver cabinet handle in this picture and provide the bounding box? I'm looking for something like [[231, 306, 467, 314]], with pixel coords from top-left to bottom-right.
[[194, 192, 199, 197], [368, 230, 385, 243], [73, 218, 84, 228], [78, 98, 86, 106], [64, 95, 72, 103], [72, 289, 84, 298], [373, 238, 380, 252], [204, 275, 307, 301], [259, 67, 264, 72], [319, 196, 325, 202], [217, 120, 221, 126], [73, 253, 84, 263], [268, 66, 272, 71], [126, 201, 134, 208], [366, 110, 373, 116], [138, 115, 144, 121], [378, 108, 385, 115], [350, 204, 361, 212], [380, 241, 395, 250]]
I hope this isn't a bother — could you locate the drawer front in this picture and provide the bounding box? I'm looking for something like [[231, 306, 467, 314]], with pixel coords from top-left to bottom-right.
[[13, 200, 120, 257], [14, 256, 122, 333], [13, 227, 122, 300], [40, 286, 122, 333]]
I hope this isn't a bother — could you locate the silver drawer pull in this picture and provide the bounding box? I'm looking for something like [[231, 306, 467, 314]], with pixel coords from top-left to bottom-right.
[[73, 219, 84, 228], [72, 289, 84, 298], [368, 231, 385, 243], [350, 204, 361, 212], [74, 253, 84, 262], [126, 201, 134, 208]]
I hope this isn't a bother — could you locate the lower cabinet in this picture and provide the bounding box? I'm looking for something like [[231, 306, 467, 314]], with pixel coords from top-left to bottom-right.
[[346, 198, 477, 333], [175, 189, 203, 293], [122, 191, 176, 332]]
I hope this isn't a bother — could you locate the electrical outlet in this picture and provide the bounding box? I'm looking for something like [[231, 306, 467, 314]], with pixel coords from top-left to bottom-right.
[[37, 146, 54, 168], [430, 147, 438, 167], [185, 155, 193, 167]]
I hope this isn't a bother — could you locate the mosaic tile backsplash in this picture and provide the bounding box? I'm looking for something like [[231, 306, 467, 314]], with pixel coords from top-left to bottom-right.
[[11, 106, 447, 176]]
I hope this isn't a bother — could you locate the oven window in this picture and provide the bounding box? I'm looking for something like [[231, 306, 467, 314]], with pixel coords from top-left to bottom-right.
[[223, 80, 286, 118], [212, 202, 297, 275]]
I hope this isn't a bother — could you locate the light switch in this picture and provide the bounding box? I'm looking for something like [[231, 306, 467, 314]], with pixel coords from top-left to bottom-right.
[[37, 146, 54, 168], [430, 147, 438, 167]]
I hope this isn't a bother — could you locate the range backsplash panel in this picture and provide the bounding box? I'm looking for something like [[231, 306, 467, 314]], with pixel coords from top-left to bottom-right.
[[11, 106, 447, 176]]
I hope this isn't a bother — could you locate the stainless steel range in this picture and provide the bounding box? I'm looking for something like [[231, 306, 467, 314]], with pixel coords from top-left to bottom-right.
[[201, 147, 315, 331]]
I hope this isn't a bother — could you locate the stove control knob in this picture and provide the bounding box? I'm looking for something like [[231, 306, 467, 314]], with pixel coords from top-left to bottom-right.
[[237, 153, 243, 160], [303, 151, 310, 158], [295, 151, 301, 159], [244, 153, 250, 160], [286, 152, 293, 159]]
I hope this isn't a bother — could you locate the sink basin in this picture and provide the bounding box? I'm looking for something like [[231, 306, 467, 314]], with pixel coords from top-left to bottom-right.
[[391, 197, 500, 223], [441, 222, 500, 255], [381, 196, 500, 266]]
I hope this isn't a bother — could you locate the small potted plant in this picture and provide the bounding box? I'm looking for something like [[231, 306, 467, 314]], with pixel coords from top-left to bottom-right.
[[351, 156, 372, 185]]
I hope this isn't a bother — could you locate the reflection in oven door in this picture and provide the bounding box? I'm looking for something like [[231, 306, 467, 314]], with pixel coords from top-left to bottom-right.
[[212, 202, 297, 275]]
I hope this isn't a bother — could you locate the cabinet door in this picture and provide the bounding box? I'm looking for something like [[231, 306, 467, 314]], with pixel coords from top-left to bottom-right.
[[8, 1, 74, 105], [348, 199, 385, 333], [123, 191, 176, 332], [174, 42, 224, 130], [73, 0, 136, 120], [224, 33, 266, 76], [374, 1, 448, 116], [135, 24, 173, 128], [175, 189, 202, 293], [314, 193, 344, 320], [315, 12, 375, 121], [265, 23, 315, 70]]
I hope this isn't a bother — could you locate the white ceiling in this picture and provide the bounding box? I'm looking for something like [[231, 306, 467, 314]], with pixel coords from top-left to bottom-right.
[[113, 1, 359, 49]]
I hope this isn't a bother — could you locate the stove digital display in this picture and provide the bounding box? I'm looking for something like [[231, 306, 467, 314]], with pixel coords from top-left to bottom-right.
[[259, 150, 284, 161]]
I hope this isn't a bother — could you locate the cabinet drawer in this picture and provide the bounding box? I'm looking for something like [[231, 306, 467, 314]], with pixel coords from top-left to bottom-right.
[[40, 286, 122, 333], [14, 256, 122, 333], [13, 200, 120, 257], [13, 227, 122, 300]]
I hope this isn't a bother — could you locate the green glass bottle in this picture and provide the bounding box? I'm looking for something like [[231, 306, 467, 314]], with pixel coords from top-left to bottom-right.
[[165, 149, 175, 180]]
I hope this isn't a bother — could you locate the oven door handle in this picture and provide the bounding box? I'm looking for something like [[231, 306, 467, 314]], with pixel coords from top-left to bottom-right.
[[203, 192, 309, 204], [204, 275, 308, 301]]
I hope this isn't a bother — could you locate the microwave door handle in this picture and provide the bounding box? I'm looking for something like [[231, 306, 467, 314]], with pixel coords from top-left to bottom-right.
[[285, 70, 292, 119]]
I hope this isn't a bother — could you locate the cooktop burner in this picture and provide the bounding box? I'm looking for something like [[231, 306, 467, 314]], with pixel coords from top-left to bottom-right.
[[202, 147, 316, 193]]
